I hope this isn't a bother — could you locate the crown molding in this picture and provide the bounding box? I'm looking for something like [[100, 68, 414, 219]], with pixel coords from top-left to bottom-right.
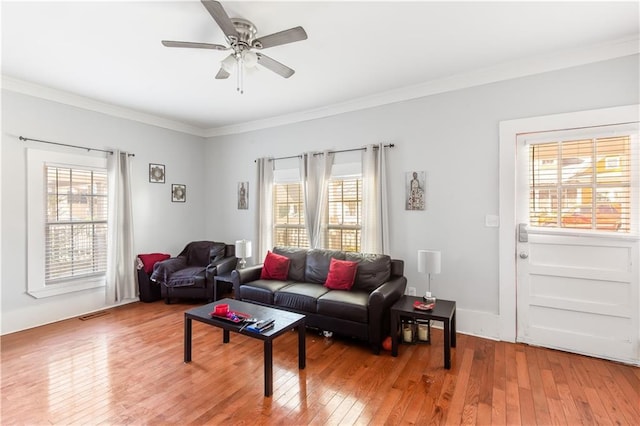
[[204, 36, 640, 137], [1, 75, 207, 137], [3, 36, 638, 139]]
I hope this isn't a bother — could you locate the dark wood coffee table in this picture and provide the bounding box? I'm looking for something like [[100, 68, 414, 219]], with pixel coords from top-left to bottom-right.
[[184, 298, 306, 397], [390, 296, 456, 369]]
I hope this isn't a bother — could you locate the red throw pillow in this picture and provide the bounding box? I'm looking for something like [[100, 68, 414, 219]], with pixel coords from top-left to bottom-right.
[[324, 258, 358, 290], [138, 253, 171, 274], [260, 251, 291, 280]]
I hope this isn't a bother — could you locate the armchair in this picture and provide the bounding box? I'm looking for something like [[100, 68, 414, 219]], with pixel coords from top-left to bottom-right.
[[150, 241, 237, 304]]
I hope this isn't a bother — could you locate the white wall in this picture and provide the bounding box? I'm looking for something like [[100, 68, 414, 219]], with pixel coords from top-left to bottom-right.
[[2, 55, 637, 338], [204, 55, 640, 338], [1, 91, 206, 334]]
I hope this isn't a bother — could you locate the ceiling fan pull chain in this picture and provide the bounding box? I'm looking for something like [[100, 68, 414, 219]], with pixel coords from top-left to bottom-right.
[[239, 55, 244, 94]]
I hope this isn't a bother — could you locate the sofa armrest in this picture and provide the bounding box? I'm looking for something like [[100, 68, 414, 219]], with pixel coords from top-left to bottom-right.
[[367, 275, 408, 349], [206, 256, 238, 281], [150, 257, 187, 286], [231, 264, 263, 299]]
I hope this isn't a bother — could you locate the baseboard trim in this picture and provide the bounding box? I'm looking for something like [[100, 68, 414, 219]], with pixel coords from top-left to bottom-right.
[[428, 308, 501, 341]]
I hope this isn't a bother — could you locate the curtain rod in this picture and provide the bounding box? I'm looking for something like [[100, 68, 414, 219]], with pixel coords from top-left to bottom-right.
[[256, 143, 395, 162], [19, 136, 135, 157]]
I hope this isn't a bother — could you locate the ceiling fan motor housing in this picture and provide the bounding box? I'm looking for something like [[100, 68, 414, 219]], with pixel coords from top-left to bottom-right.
[[230, 18, 258, 50]]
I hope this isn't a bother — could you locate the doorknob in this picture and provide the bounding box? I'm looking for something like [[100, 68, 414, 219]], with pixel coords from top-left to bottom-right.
[[519, 252, 529, 259]]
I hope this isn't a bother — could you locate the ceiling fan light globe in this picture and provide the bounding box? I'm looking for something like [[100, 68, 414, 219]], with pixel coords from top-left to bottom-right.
[[221, 54, 237, 72], [243, 50, 258, 68]]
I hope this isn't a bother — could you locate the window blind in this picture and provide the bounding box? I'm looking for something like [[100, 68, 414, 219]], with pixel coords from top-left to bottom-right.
[[45, 165, 108, 282], [529, 135, 633, 232]]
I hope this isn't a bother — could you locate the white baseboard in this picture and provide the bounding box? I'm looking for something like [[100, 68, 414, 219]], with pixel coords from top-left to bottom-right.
[[1, 298, 139, 335], [429, 308, 501, 341]]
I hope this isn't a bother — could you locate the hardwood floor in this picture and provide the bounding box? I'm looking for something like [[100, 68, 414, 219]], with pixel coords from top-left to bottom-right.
[[1, 300, 638, 425]]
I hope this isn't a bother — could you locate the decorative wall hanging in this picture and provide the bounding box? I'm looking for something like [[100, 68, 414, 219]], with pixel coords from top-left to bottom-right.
[[149, 163, 165, 183], [238, 181, 248, 209], [406, 171, 425, 210], [171, 184, 186, 202]]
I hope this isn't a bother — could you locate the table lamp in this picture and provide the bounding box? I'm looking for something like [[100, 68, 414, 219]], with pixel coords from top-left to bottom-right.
[[418, 249, 440, 302], [235, 240, 252, 269]]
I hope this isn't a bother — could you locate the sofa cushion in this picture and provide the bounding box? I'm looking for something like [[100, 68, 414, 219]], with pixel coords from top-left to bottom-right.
[[274, 283, 329, 312], [166, 266, 207, 288], [239, 279, 292, 305], [273, 246, 307, 282], [305, 249, 346, 284], [261, 251, 291, 280], [346, 252, 392, 292], [317, 290, 370, 323], [324, 258, 358, 290]]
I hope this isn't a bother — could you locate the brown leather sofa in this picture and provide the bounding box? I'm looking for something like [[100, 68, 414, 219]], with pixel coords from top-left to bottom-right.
[[150, 241, 237, 304], [231, 246, 407, 354]]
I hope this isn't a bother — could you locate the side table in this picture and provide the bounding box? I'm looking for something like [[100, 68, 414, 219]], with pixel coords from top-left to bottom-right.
[[213, 272, 234, 301], [390, 296, 456, 369]]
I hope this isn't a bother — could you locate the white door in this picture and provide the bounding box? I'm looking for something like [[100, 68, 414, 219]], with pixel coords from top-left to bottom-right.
[[515, 123, 639, 364]]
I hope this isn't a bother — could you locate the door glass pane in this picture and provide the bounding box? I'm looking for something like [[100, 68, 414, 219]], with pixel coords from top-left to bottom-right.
[[529, 135, 632, 233]]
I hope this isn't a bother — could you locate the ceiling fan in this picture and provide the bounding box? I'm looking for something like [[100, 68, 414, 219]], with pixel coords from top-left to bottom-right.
[[162, 0, 308, 93]]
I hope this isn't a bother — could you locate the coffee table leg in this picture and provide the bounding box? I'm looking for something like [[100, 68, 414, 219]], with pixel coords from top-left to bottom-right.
[[444, 319, 451, 369], [298, 324, 306, 369], [264, 340, 273, 397], [222, 329, 230, 343], [451, 310, 457, 348], [391, 312, 399, 357], [184, 316, 192, 363]]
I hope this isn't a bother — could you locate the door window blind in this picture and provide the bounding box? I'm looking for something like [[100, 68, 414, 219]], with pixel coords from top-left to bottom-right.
[[529, 135, 632, 232]]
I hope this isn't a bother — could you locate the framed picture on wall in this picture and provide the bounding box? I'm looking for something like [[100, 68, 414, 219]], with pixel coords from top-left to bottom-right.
[[171, 184, 186, 203], [238, 181, 248, 209], [149, 163, 165, 183], [406, 171, 425, 210]]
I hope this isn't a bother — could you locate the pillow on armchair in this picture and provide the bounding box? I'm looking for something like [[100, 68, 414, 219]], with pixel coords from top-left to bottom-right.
[[138, 253, 171, 274]]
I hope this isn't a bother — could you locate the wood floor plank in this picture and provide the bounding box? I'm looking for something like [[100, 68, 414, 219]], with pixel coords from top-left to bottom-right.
[[2, 301, 639, 425], [504, 343, 522, 425]]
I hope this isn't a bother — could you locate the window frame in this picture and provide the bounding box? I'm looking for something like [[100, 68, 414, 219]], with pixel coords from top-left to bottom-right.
[[27, 149, 108, 298]]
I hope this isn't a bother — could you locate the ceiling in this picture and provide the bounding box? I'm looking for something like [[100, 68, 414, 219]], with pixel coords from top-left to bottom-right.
[[2, 1, 639, 136]]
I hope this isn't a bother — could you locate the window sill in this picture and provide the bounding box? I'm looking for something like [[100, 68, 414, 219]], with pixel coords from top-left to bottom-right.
[[28, 276, 105, 299]]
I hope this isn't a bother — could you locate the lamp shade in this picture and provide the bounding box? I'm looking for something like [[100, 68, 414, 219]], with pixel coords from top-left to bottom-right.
[[418, 250, 441, 274], [235, 240, 252, 259]]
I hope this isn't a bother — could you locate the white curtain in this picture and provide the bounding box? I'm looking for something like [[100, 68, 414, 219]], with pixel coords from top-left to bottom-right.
[[361, 143, 390, 254], [255, 158, 274, 259], [300, 151, 334, 248], [106, 150, 135, 303]]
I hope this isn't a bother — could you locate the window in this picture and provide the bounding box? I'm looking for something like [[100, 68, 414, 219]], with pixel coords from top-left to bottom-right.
[[28, 149, 108, 298], [45, 165, 108, 282], [272, 177, 362, 251], [529, 135, 633, 232], [273, 182, 308, 248], [326, 178, 361, 251]]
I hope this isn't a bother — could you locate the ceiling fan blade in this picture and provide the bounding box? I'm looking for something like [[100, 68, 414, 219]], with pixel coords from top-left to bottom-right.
[[215, 68, 230, 79], [201, 0, 238, 42], [256, 53, 295, 78], [252, 26, 308, 49], [162, 40, 228, 50]]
